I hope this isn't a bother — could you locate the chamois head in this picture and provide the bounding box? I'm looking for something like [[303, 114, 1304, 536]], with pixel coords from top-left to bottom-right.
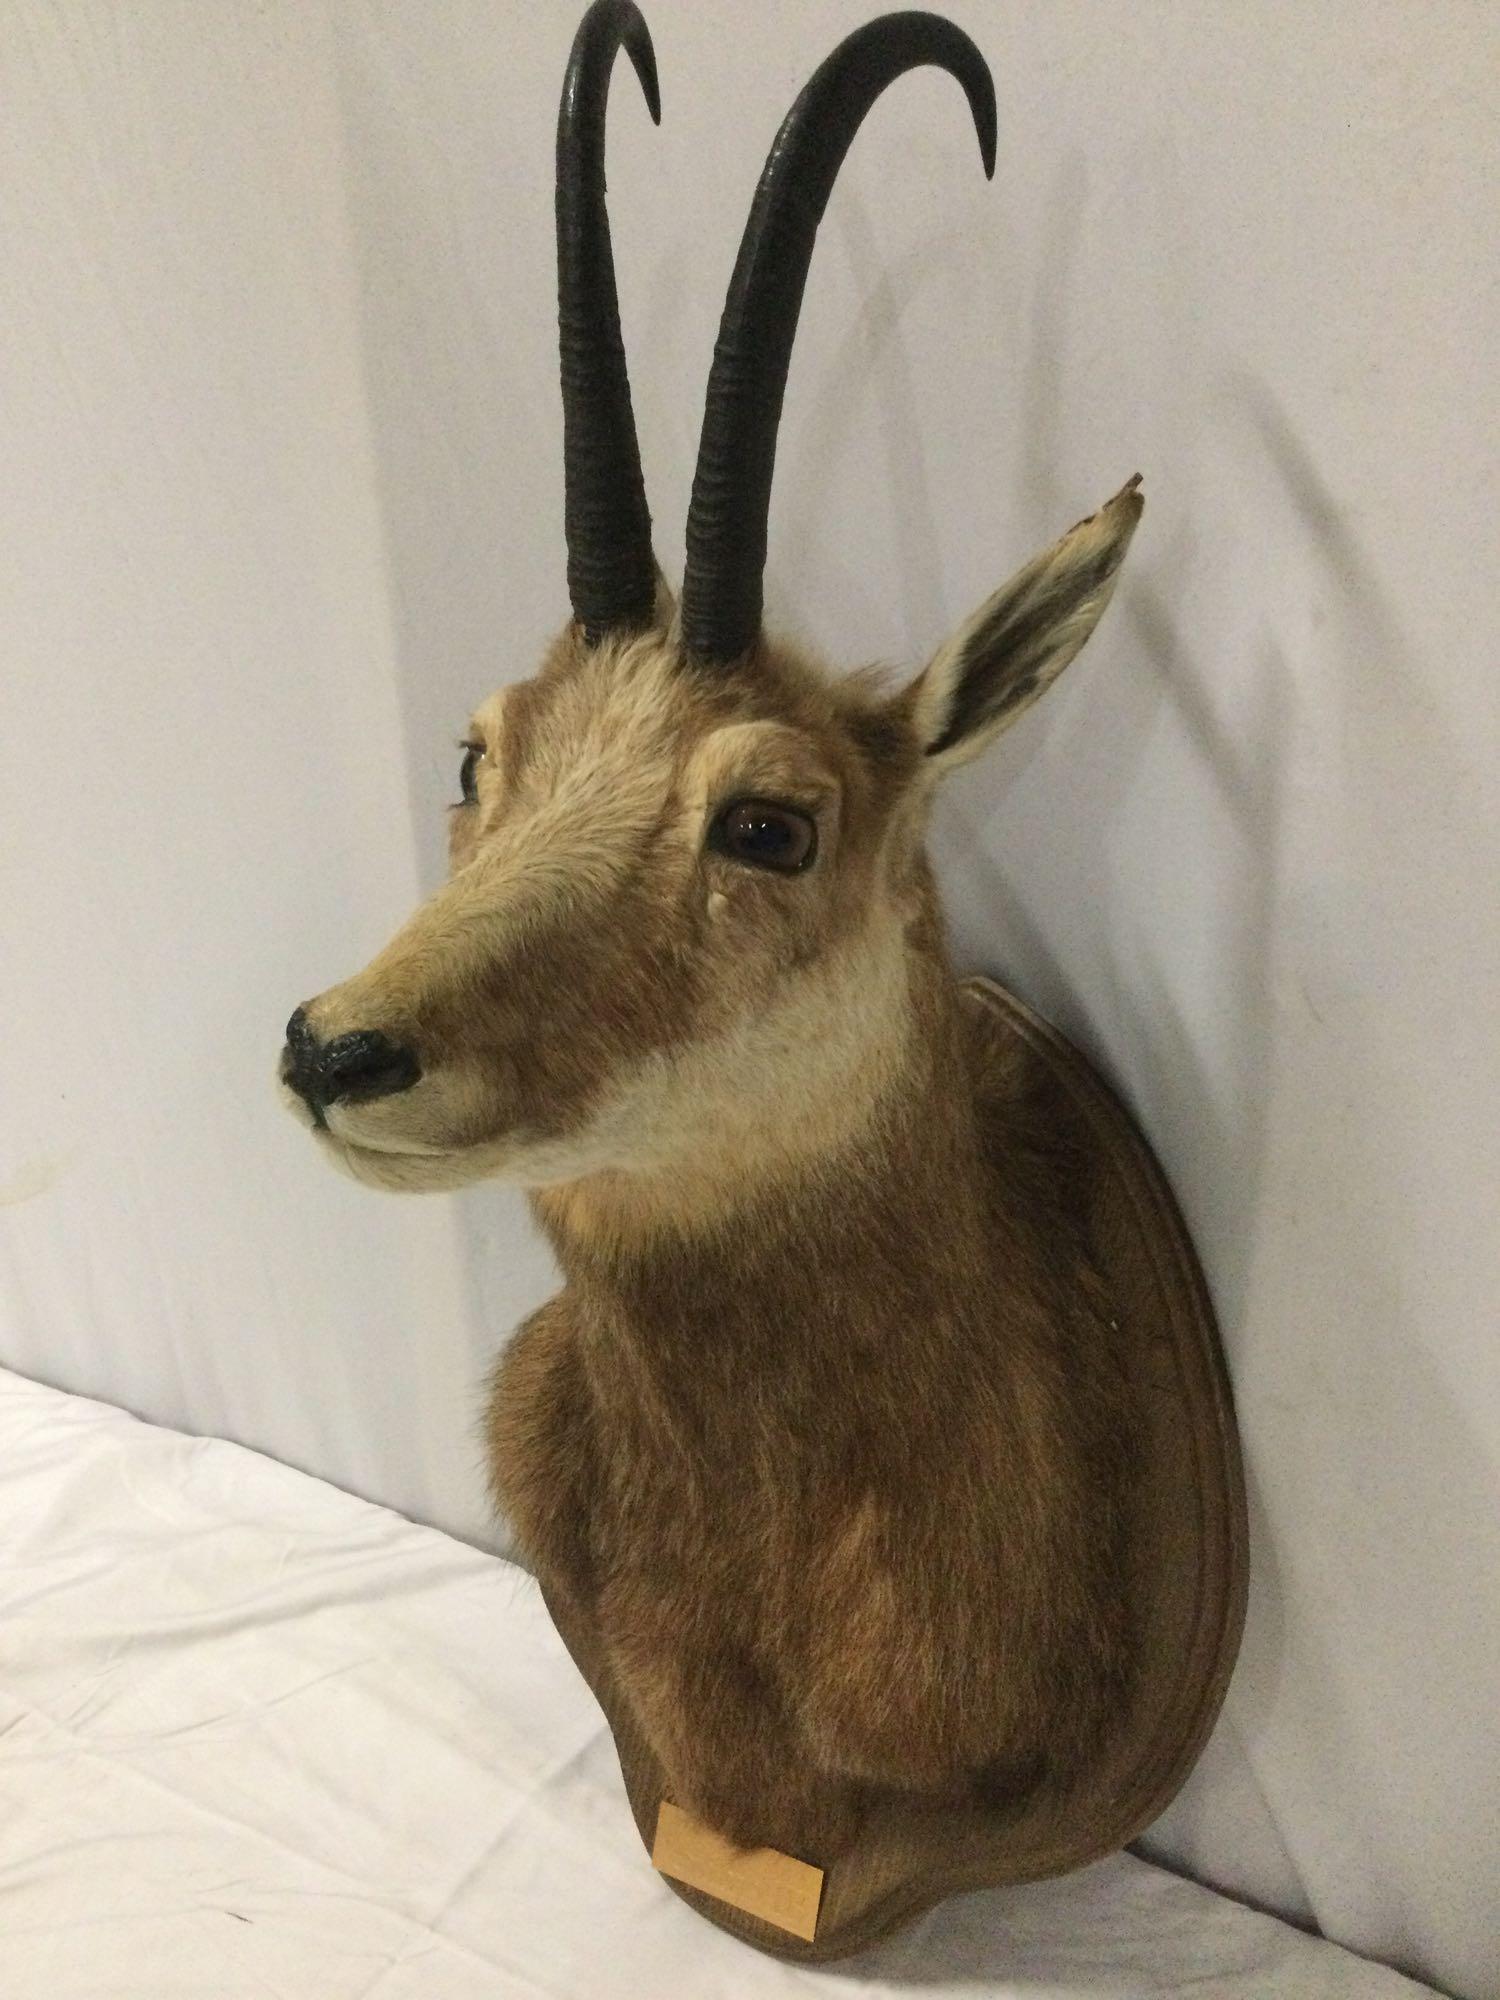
[[280, 2, 1141, 1205]]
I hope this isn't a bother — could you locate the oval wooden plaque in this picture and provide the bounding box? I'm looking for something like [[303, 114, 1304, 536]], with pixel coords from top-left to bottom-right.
[[540, 974, 1248, 1962]]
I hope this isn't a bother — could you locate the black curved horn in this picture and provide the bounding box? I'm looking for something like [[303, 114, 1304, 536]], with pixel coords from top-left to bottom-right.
[[680, 11, 995, 664], [557, 0, 661, 645]]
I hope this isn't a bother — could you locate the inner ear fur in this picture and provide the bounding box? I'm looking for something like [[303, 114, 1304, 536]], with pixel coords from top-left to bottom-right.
[[910, 477, 1144, 770]]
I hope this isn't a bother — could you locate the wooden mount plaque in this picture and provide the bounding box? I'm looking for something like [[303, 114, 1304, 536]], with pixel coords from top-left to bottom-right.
[[541, 976, 1248, 1961]]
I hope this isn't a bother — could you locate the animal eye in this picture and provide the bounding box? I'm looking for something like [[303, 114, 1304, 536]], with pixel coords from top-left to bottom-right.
[[457, 744, 481, 805], [710, 798, 817, 873]]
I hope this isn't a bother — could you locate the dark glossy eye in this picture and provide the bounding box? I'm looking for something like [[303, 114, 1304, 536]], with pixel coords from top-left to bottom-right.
[[709, 798, 817, 873], [457, 744, 480, 805]]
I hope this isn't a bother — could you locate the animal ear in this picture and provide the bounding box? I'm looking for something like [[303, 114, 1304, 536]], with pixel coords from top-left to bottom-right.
[[910, 478, 1144, 771]]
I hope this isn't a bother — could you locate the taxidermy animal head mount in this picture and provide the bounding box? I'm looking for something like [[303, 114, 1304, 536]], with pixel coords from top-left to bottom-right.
[[280, 1, 1143, 1217]]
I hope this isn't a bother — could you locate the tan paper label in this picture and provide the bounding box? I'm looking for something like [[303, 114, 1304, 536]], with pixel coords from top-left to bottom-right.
[[651, 1800, 824, 1942]]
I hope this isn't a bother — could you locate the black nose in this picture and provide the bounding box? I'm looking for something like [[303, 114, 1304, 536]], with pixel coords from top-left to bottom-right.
[[283, 1008, 421, 1113], [319, 1030, 421, 1103]]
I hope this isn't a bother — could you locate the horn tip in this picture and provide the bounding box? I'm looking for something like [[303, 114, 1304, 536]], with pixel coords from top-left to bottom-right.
[[962, 37, 998, 178], [625, 7, 662, 124], [974, 90, 997, 179]]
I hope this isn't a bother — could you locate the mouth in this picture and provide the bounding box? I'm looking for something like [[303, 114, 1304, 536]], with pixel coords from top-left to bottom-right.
[[321, 1119, 455, 1158], [319, 1125, 501, 1196], [278, 1072, 609, 1195], [277, 1072, 456, 1157]]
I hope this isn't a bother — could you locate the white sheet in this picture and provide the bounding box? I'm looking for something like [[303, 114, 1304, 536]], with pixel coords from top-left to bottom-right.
[[0, 1368, 1434, 1999]]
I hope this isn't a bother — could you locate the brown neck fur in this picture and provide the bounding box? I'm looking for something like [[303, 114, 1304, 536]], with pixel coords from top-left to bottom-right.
[[529, 892, 1059, 1499]]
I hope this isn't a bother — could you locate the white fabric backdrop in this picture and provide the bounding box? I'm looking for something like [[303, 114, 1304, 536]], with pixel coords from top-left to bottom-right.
[[0, 5, 1494, 1995]]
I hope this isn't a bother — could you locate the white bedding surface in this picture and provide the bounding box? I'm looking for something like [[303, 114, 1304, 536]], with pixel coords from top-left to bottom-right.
[[0, 1367, 1436, 1999]]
